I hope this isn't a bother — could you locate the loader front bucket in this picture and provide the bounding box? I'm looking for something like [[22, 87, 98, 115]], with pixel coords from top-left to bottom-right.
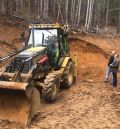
[[0, 81, 41, 126]]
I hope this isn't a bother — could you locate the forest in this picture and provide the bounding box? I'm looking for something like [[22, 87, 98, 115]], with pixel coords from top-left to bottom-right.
[[0, 0, 120, 32]]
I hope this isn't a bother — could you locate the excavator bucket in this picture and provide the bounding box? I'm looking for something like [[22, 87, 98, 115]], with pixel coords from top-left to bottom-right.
[[0, 81, 40, 126]]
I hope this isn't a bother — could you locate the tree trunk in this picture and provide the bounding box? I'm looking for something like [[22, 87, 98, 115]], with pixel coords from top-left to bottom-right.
[[77, 0, 81, 26], [85, 0, 90, 30], [65, 0, 69, 24], [116, 1, 120, 33], [105, 0, 109, 28]]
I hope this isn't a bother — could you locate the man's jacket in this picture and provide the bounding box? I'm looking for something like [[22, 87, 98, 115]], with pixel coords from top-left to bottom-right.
[[110, 59, 120, 73]]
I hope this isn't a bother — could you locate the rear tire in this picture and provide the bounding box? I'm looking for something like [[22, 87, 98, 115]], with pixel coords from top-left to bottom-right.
[[42, 74, 60, 102], [61, 61, 74, 89]]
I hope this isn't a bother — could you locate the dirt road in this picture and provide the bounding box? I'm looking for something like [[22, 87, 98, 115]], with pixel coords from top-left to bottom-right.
[[0, 21, 120, 129], [30, 81, 120, 129], [0, 81, 120, 129]]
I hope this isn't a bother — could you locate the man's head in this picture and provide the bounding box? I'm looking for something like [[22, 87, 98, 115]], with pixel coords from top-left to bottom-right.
[[114, 54, 119, 59], [111, 51, 116, 56]]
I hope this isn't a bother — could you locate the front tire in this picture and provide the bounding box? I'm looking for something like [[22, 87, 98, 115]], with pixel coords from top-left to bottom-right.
[[42, 74, 60, 102]]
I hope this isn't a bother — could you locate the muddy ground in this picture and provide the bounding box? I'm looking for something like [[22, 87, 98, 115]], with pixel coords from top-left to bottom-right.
[[0, 16, 120, 129]]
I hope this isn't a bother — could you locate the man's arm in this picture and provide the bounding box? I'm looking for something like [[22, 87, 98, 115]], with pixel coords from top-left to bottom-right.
[[110, 60, 119, 68]]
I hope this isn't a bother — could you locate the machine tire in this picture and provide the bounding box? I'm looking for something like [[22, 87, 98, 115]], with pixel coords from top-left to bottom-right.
[[61, 61, 74, 89], [42, 74, 60, 102]]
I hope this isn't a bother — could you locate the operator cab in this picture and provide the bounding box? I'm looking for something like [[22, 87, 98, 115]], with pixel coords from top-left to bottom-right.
[[27, 24, 69, 67]]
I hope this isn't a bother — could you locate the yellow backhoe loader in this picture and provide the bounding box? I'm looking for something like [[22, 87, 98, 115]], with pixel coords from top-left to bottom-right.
[[0, 23, 76, 126]]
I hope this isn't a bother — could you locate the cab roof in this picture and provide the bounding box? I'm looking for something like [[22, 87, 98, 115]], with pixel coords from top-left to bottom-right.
[[29, 23, 67, 30]]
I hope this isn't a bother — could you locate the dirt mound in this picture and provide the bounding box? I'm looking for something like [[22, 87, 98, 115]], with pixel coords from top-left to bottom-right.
[[0, 18, 23, 59], [69, 33, 120, 54], [0, 21, 23, 67], [69, 38, 108, 81]]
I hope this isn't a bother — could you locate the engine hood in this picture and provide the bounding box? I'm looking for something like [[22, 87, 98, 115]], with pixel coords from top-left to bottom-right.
[[17, 46, 46, 57]]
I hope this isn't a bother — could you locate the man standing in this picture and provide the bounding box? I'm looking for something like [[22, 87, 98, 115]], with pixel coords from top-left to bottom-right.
[[105, 51, 116, 82], [110, 54, 120, 87]]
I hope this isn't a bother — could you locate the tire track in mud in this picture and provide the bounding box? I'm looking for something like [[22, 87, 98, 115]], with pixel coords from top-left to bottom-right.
[[29, 82, 120, 129], [0, 82, 120, 129]]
